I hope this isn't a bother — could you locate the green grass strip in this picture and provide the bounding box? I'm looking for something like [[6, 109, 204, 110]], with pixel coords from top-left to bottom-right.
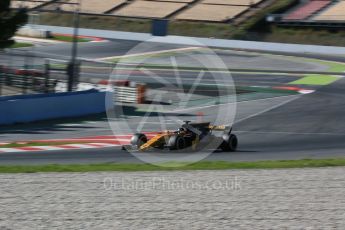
[[0, 159, 345, 173], [51, 35, 89, 43], [289, 75, 339, 85], [276, 55, 345, 73], [310, 59, 345, 72]]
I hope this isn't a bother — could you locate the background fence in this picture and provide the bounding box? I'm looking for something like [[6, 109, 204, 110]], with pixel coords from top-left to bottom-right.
[[0, 49, 146, 103]]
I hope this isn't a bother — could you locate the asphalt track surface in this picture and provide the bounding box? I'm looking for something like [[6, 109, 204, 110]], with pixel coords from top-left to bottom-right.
[[1, 39, 345, 164], [1, 39, 330, 70], [1, 39, 183, 62], [1, 80, 345, 165]]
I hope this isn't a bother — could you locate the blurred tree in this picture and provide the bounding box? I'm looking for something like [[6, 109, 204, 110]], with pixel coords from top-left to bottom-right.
[[0, 0, 28, 48]]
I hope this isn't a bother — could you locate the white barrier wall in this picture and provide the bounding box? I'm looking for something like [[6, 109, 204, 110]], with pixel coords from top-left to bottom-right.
[[113, 84, 146, 104], [34, 25, 345, 55], [113, 86, 137, 103], [16, 26, 51, 38], [0, 90, 111, 125]]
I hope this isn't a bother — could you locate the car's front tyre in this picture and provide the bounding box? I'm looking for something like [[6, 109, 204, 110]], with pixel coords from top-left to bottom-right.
[[130, 133, 148, 148], [168, 135, 186, 151], [220, 134, 238, 152]]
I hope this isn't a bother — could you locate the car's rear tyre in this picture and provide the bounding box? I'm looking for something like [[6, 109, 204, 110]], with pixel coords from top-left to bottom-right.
[[130, 133, 147, 148], [168, 135, 186, 151], [220, 134, 238, 152]]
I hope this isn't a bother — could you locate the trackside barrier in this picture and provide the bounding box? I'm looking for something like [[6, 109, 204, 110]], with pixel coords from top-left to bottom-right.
[[0, 89, 111, 125], [2, 73, 57, 92], [137, 84, 146, 104], [0, 65, 56, 93], [152, 19, 168, 36], [113, 84, 146, 104], [35, 25, 345, 55], [16, 26, 51, 38]]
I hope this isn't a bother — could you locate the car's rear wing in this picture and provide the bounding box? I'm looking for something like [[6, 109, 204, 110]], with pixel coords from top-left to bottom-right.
[[209, 125, 227, 130], [209, 125, 233, 134]]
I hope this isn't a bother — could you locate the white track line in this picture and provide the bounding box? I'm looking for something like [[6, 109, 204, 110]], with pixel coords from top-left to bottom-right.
[[236, 130, 345, 136], [60, 144, 101, 149], [0, 143, 121, 153], [0, 148, 27, 153], [36, 146, 67, 151], [56, 138, 130, 142], [0, 134, 157, 153], [235, 95, 300, 124], [169, 94, 299, 113], [13, 36, 64, 44], [98, 47, 201, 61], [59, 124, 84, 127], [88, 143, 121, 147]]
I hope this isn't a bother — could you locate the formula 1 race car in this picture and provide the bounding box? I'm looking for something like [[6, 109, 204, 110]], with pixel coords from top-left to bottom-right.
[[123, 121, 238, 152]]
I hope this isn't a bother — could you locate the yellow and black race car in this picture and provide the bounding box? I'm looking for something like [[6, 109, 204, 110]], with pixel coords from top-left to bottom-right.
[[124, 121, 238, 152]]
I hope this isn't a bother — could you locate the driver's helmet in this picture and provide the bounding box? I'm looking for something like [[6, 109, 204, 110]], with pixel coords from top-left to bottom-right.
[[178, 127, 187, 133]]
